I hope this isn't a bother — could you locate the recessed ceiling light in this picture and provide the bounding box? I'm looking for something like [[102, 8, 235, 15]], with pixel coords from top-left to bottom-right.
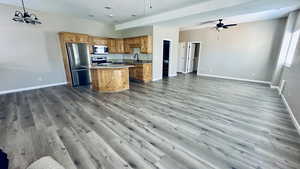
[[106, 14, 114, 17], [104, 6, 112, 10]]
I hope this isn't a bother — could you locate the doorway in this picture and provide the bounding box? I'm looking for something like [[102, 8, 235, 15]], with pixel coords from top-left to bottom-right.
[[193, 43, 200, 73], [163, 40, 171, 77], [178, 42, 201, 74]]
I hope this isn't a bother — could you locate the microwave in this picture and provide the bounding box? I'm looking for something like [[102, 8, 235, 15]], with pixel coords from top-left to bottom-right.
[[93, 45, 109, 55]]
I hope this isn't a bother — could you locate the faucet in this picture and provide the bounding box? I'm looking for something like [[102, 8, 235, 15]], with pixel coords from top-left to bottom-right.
[[134, 53, 140, 62]]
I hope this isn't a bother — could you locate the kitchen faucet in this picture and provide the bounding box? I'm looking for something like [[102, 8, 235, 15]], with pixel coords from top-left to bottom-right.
[[134, 53, 140, 62]]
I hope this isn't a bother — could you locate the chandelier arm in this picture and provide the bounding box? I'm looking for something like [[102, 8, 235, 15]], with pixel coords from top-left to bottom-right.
[[21, 0, 26, 13], [15, 10, 23, 17], [30, 13, 37, 18]]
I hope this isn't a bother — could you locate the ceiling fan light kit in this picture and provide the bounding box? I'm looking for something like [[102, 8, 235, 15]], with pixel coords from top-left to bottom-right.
[[12, 0, 42, 25], [214, 19, 237, 32], [198, 19, 237, 32]]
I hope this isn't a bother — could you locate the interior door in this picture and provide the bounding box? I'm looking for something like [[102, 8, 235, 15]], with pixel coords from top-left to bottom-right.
[[193, 43, 200, 72], [178, 42, 188, 73], [163, 40, 170, 77], [187, 43, 195, 73]]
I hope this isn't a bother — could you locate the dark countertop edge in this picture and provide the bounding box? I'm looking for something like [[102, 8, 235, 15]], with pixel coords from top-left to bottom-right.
[[90, 65, 135, 69]]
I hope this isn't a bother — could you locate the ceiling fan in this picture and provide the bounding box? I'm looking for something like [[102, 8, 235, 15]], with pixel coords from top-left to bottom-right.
[[214, 19, 237, 31]]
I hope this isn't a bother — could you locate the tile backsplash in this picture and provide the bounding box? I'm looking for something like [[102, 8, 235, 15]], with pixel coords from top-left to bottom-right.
[[106, 54, 123, 62], [122, 48, 152, 60], [91, 47, 152, 63], [122, 53, 152, 61], [93, 53, 152, 62]]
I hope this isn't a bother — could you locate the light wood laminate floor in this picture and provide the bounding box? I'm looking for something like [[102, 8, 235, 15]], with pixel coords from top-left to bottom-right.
[[0, 74, 300, 169]]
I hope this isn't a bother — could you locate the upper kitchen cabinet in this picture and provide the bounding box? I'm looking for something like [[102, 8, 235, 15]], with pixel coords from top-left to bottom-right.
[[107, 38, 117, 53], [76, 34, 89, 43], [115, 39, 125, 53], [123, 36, 152, 54], [61, 33, 76, 43], [89, 36, 108, 46], [59, 33, 153, 54], [59, 32, 89, 43], [108, 38, 124, 54], [124, 38, 132, 54], [128, 37, 141, 48], [132, 37, 141, 47], [140, 36, 152, 54]]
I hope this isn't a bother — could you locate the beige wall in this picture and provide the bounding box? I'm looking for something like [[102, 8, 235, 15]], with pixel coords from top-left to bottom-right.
[[180, 18, 286, 82], [0, 4, 120, 94], [153, 26, 179, 81]]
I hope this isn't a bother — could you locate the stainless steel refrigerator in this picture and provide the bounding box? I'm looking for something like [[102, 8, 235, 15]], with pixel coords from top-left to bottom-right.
[[66, 43, 91, 86]]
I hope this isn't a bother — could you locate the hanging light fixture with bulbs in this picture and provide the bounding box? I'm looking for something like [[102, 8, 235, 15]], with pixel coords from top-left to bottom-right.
[[12, 0, 42, 25]]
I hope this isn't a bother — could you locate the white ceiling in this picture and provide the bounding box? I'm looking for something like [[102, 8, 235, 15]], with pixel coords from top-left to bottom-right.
[[1, 0, 299, 30], [180, 6, 297, 31], [116, 0, 300, 30], [0, 0, 206, 23]]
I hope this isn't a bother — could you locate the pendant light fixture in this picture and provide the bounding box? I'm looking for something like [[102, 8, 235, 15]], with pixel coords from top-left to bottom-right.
[[12, 0, 41, 25]]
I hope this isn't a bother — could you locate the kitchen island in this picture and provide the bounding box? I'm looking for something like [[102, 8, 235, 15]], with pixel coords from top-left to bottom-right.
[[112, 61, 153, 83], [90, 64, 134, 92]]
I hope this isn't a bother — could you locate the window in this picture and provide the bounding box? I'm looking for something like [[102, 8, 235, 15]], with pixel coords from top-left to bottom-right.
[[285, 31, 300, 67]]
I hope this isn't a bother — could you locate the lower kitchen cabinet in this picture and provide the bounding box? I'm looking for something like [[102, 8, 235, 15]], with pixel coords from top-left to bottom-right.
[[129, 63, 152, 83]]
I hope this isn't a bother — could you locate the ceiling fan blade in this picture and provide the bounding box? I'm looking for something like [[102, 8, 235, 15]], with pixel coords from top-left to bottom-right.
[[224, 24, 237, 27], [198, 19, 219, 25]]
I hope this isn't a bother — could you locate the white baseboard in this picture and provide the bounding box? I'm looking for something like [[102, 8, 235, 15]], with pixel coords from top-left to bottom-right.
[[281, 94, 300, 136], [169, 74, 177, 77], [0, 82, 67, 95], [197, 73, 271, 85], [270, 85, 280, 94], [152, 78, 162, 82], [152, 74, 177, 81]]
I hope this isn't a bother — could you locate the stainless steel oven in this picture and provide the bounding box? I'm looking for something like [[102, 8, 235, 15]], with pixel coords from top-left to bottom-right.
[[91, 56, 108, 65]]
